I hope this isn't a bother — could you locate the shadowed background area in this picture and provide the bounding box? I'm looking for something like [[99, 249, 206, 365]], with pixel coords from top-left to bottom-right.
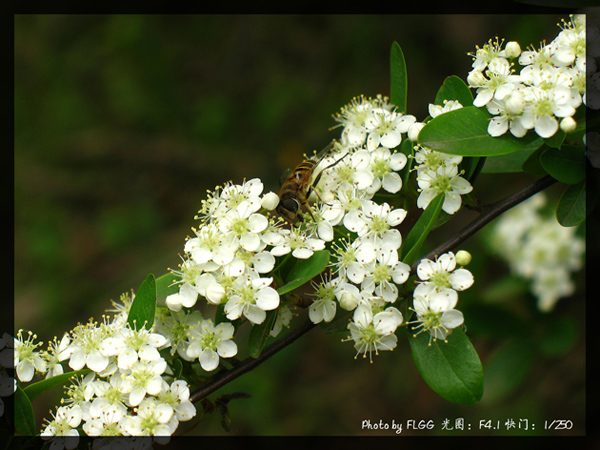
[[14, 14, 585, 436]]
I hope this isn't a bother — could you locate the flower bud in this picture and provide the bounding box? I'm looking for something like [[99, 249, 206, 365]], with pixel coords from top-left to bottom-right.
[[206, 284, 226, 304], [408, 122, 425, 141], [455, 250, 472, 266], [505, 41, 521, 58], [560, 116, 577, 133], [339, 292, 358, 311], [261, 191, 280, 211]]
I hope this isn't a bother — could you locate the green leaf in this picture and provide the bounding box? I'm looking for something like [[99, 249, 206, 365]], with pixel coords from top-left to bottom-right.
[[409, 327, 484, 404], [539, 145, 586, 185], [482, 146, 541, 173], [128, 273, 157, 330], [419, 106, 543, 156], [543, 129, 566, 149], [277, 250, 330, 295], [15, 386, 36, 436], [248, 310, 278, 358], [433, 75, 473, 107], [556, 180, 586, 226], [401, 194, 444, 266], [156, 271, 180, 304], [23, 369, 89, 401], [390, 42, 408, 112], [482, 340, 534, 404]]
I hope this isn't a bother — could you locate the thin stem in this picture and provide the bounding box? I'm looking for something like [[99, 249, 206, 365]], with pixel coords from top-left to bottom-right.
[[190, 318, 316, 403]]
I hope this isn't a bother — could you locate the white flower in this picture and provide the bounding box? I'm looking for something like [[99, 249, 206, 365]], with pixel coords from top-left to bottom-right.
[[471, 57, 521, 107], [156, 379, 197, 423], [123, 397, 177, 436], [416, 165, 473, 215], [270, 226, 325, 260], [43, 334, 73, 379], [41, 405, 82, 447], [88, 376, 128, 420], [119, 359, 168, 407], [428, 100, 463, 118], [366, 147, 407, 194], [520, 86, 577, 138], [82, 406, 127, 437], [13, 330, 47, 382], [165, 281, 201, 312], [270, 305, 293, 337], [347, 304, 403, 362], [153, 309, 203, 361], [67, 322, 113, 374], [323, 149, 374, 192], [411, 289, 464, 342], [416, 252, 474, 295], [331, 238, 377, 284], [353, 200, 406, 249], [308, 277, 339, 324], [184, 223, 236, 266], [361, 243, 410, 303], [100, 326, 168, 371], [224, 274, 280, 324], [186, 319, 238, 371], [217, 200, 269, 253], [364, 108, 415, 151], [414, 145, 462, 174]]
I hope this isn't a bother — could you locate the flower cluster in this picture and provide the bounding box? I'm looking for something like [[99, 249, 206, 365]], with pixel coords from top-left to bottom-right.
[[489, 193, 584, 311], [161, 94, 421, 362], [467, 15, 586, 138], [409, 251, 474, 342], [11, 294, 197, 442], [412, 100, 474, 215]]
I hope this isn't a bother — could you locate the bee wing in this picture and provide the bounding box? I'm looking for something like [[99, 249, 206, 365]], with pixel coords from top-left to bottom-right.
[[313, 140, 336, 162], [279, 167, 293, 186]]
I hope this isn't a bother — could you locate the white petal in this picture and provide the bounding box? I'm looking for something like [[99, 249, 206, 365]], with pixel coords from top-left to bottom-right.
[[217, 340, 238, 358], [199, 349, 220, 372], [255, 287, 280, 311]]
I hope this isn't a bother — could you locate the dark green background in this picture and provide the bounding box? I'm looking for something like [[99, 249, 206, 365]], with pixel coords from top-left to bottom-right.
[[14, 14, 585, 436]]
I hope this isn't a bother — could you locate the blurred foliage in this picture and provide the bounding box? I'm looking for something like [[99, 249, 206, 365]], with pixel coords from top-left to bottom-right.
[[14, 14, 585, 436]]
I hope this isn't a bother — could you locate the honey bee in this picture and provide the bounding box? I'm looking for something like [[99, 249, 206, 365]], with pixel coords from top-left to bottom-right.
[[277, 142, 346, 223]]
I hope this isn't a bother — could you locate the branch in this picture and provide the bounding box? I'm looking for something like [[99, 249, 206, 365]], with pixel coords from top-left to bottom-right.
[[189, 175, 556, 403], [190, 318, 316, 403], [412, 175, 557, 272]]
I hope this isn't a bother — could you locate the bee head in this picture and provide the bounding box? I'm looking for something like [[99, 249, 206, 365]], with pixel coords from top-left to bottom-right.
[[277, 198, 300, 222]]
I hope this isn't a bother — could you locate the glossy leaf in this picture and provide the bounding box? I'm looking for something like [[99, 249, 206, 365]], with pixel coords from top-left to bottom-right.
[[401, 194, 444, 266], [433, 75, 473, 107], [409, 327, 484, 404], [127, 273, 157, 330], [419, 106, 543, 156], [156, 271, 180, 304], [556, 180, 587, 226], [23, 369, 89, 401], [277, 250, 330, 295], [390, 41, 408, 112], [15, 386, 36, 436], [539, 145, 586, 185]]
